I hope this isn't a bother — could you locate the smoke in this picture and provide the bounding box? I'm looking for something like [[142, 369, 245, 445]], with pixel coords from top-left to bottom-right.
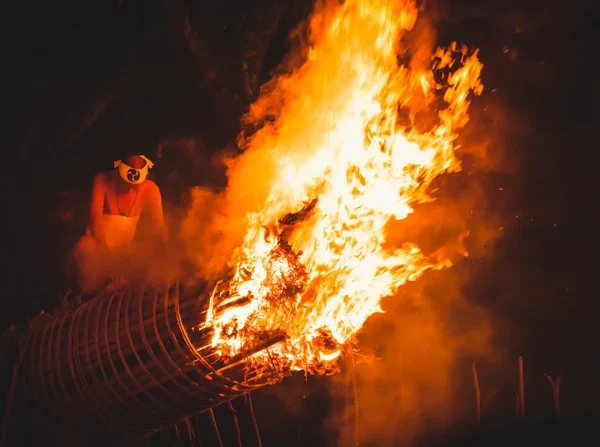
[[180, 140, 281, 281], [321, 12, 515, 447], [325, 177, 505, 446], [73, 215, 184, 293]]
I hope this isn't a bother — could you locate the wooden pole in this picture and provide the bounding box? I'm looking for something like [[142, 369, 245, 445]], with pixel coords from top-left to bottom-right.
[[471, 362, 481, 428], [517, 356, 525, 421]]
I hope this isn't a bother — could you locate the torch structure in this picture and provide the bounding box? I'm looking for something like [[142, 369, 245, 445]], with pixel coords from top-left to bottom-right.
[[17, 281, 284, 444]]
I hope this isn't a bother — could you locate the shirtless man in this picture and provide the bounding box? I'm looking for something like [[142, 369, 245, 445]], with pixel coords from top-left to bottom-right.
[[72, 154, 167, 292]]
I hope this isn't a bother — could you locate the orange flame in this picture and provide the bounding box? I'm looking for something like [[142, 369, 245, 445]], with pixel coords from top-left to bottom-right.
[[203, 0, 483, 374]]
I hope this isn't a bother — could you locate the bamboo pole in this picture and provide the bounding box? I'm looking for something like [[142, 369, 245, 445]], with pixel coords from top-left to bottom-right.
[[209, 409, 224, 447], [517, 356, 525, 421], [472, 362, 481, 428], [545, 374, 561, 421], [228, 400, 243, 447], [247, 393, 263, 447]]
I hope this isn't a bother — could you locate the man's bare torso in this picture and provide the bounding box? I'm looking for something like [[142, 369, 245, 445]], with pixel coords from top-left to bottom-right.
[[95, 171, 158, 218]]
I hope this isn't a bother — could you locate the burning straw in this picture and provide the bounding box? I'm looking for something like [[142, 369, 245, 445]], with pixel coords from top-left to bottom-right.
[[184, 0, 485, 382]]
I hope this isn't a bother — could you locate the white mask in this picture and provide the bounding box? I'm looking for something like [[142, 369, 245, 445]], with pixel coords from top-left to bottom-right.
[[113, 155, 154, 184]]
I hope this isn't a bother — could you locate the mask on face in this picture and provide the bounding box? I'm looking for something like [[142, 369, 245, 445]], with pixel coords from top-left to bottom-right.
[[113, 155, 154, 184]]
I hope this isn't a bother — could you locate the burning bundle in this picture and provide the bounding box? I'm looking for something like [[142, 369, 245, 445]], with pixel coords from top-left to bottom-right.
[[195, 0, 484, 377], [202, 198, 343, 376]]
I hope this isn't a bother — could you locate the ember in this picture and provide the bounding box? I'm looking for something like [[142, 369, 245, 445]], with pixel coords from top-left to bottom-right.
[[202, 0, 483, 375]]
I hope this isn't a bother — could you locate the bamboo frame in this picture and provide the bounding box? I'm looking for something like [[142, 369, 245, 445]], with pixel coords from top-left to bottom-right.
[[18, 281, 282, 444]]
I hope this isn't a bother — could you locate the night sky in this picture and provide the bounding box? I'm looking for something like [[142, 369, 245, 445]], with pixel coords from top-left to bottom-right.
[[3, 0, 600, 445]]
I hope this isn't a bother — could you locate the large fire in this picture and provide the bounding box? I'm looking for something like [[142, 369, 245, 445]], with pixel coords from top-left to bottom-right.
[[202, 0, 483, 375]]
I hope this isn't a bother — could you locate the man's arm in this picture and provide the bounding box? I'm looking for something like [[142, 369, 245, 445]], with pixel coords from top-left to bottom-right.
[[88, 173, 109, 246], [146, 181, 168, 243]]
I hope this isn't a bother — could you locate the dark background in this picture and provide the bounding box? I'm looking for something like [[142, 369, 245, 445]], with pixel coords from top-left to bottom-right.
[[2, 0, 600, 445]]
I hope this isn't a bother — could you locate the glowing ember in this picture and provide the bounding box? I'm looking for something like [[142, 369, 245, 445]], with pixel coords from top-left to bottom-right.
[[203, 0, 483, 374]]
